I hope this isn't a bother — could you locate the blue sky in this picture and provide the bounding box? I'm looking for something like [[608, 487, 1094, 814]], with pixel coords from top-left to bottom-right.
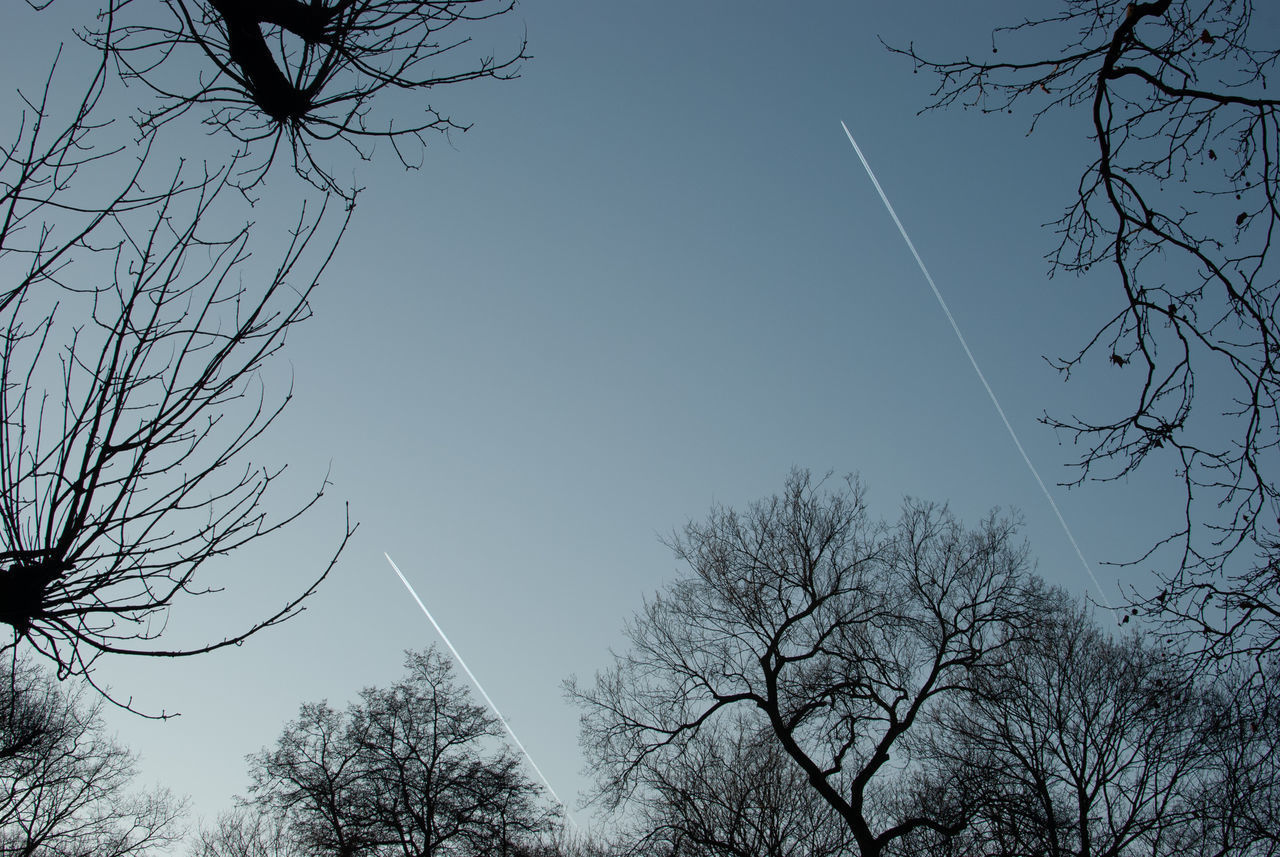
[[4, 0, 1252, 836]]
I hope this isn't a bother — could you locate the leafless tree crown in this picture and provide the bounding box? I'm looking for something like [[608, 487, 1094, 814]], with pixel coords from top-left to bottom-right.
[[0, 658, 185, 854], [929, 597, 1247, 856], [570, 470, 1034, 857], [892, 0, 1280, 676], [71, 0, 528, 192], [0, 52, 354, 703], [246, 647, 561, 856], [574, 472, 1279, 857]]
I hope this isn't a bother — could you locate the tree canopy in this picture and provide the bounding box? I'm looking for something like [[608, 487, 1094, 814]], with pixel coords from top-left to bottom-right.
[[895, 0, 1280, 681], [245, 647, 561, 857]]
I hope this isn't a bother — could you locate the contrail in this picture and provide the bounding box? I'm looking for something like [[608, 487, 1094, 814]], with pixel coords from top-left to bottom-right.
[[383, 552, 578, 828], [839, 121, 1108, 606]]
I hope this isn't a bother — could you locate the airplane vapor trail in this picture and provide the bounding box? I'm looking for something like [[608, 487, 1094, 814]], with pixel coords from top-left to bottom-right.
[[383, 552, 577, 827], [839, 121, 1108, 606]]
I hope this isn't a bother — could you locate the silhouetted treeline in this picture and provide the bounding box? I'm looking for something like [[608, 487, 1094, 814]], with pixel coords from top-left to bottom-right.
[[571, 471, 1280, 857], [3, 471, 1277, 856]]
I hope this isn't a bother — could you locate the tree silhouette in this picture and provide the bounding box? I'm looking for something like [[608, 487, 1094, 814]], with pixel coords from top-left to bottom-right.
[[575, 472, 1280, 856], [0, 658, 184, 855], [0, 49, 354, 705], [893, 0, 1280, 682], [570, 470, 1034, 857], [923, 595, 1248, 857], [1, 0, 527, 694], [246, 647, 560, 857], [68, 0, 528, 192]]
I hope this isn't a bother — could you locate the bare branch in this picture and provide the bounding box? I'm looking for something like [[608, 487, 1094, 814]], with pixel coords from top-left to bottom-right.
[[64, 0, 529, 195]]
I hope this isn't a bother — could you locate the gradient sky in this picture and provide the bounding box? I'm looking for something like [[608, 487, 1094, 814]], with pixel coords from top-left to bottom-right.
[[7, 0, 1272, 838]]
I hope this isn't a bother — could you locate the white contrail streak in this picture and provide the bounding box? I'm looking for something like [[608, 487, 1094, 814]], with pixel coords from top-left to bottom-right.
[[383, 552, 578, 828], [839, 121, 1108, 606]]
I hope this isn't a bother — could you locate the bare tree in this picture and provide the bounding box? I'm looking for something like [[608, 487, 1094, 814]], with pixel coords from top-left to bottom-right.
[[0, 657, 185, 856], [0, 49, 354, 702], [569, 470, 1033, 857], [246, 646, 559, 857], [891, 1, 1280, 676], [3, 0, 520, 715], [58, 0, 528, 192], [916, 593, 1244, 857]]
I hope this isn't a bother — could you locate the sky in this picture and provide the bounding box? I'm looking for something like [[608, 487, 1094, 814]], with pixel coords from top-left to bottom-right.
[[5, 0, 1271, 840]]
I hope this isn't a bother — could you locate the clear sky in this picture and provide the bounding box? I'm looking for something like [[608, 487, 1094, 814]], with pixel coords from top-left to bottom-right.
[[6, 0, 1270, 839]]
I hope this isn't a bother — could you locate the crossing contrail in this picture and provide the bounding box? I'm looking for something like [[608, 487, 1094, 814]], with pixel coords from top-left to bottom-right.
[[839, 121, 1108, 606], [383, 552, 577, 828]]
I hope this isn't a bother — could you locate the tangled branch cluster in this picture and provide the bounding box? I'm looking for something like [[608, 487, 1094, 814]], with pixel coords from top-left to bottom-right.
[[895, 0, 1280, 677], [86, 0, 527, 192], [2, 0, 521, 703]]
